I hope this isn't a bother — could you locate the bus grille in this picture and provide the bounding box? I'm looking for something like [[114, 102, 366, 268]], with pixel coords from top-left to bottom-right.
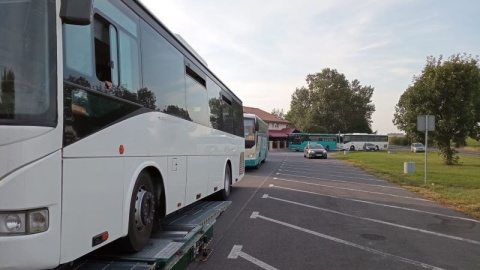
[[239, 152, 245, 175]]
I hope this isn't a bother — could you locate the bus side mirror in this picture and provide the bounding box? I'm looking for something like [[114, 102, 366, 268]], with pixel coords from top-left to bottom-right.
[[255, 122, 259, 131], [60, 0, 94, 25]]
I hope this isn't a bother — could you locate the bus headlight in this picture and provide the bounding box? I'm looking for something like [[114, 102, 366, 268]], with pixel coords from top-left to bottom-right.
[[1, 213, 26, 234], [0, 209, 48, 235], [5, 214, 23, 232], [29, 210, 49, 234]]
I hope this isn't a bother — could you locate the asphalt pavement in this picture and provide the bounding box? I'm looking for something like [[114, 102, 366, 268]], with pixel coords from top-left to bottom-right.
[[187, 150, 480, 270]]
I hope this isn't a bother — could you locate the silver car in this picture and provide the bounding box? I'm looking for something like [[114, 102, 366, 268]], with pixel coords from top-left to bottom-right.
[[411, 143, 425, 153], [304, 143, 328, 159]]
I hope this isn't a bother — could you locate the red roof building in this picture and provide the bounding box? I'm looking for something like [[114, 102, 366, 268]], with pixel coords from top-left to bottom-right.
[[243, 106, 299, 140]]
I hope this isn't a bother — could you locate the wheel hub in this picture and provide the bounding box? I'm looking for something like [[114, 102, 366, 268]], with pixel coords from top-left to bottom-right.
[[134, 187, 155, 232]]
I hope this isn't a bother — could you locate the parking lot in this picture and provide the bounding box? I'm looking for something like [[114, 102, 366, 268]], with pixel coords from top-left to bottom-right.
[[188, 151, 480, 270]]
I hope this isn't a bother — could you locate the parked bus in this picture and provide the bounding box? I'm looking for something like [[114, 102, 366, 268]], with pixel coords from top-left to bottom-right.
[[339, 133, 389, 151], [0, 1, 245, 269], [244, 113, 268, 168], [287, 133, 339, 151]]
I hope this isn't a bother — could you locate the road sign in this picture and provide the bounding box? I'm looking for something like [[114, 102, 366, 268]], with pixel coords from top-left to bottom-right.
[[417, 115, 435, 184], [417, 115, 435, 131]]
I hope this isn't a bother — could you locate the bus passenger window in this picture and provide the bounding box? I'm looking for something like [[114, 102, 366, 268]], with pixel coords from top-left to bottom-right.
[[94, 16, 113, 85]]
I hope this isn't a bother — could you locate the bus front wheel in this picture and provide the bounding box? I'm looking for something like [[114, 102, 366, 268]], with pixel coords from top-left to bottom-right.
[[122, 171, 155, 252], [216, 164, 232, 200], [350, 145, 355, 151]]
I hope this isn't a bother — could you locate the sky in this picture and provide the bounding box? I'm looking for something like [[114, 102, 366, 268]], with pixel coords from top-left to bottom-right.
[[140, 0, 480, 134]]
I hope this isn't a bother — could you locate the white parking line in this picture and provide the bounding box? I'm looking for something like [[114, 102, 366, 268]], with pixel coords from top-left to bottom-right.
[[262, 194, 480, 246], [280, 163, 376, 177], [277, 170, 399, 188], [250, 211, 445, 270], [268, 185, 480, 224], [273, 177, 431, 202], [228, 245, 278, 270]]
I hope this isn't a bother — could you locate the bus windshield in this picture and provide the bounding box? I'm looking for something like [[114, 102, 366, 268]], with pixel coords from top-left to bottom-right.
[[0, 0, 56, 126], [244, 118, 255, 148]]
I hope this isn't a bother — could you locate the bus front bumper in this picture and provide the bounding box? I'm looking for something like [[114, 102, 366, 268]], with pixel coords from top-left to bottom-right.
[[245, 158, 260, 167]]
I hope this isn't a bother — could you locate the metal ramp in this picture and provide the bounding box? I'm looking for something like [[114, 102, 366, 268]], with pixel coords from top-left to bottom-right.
[[59, 201, 231, 270]]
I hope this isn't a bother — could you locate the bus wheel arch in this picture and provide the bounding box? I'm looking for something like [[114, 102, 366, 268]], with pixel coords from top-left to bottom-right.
[[144, 166, 166, 230]]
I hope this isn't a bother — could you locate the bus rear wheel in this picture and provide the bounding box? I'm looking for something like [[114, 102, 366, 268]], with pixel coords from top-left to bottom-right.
[[121, 171, 155, 252], [350, 145, 355, 151]]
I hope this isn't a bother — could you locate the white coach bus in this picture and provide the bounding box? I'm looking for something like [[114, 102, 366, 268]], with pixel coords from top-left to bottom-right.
[[0, 0, 245, 269], [339, 133, 389, 151]]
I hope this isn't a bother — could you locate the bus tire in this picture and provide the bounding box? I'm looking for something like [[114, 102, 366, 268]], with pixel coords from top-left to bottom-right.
[[375, 145, 379, 151], [216, 164, 232, 200], [121, 171, 155, 252], [350, 145, 355, 151]]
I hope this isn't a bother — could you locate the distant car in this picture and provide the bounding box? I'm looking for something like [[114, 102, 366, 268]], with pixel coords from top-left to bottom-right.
[[304, 143, 327, 159], [363, 143, 378, 151], [411, 143, 425, 153]]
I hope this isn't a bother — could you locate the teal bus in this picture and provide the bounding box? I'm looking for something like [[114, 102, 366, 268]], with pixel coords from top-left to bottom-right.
[[287, 133, 339, 151], [244, 113, 268, 168]]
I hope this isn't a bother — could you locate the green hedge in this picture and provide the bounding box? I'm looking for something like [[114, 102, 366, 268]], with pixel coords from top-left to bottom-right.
[[389, 136, 409, 146]]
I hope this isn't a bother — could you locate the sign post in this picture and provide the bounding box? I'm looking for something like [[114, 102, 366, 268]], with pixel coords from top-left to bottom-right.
[[417, 115, 435, 184]]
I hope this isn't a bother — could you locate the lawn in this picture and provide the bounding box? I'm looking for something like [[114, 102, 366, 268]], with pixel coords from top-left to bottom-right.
[[335, 150, 480, 220]]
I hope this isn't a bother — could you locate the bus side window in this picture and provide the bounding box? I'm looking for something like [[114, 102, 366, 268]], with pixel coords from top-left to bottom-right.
[[94, 15, 117, 87]]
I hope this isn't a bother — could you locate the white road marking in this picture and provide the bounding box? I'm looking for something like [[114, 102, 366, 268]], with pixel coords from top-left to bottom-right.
[[270, 184, 480, 223], [279, 164, 382, 180], [265, 195, 480, 246], [281, 161, 361, 172], [273, 177, 431, 202], [228, 245, 278, 270], [277, 171, 401, 189], [251, 212, 445, 270]]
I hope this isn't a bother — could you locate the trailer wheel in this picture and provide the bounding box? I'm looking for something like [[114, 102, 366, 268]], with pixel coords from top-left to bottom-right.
[[122, 171, 155, 252], [216, 164, 232, 200]]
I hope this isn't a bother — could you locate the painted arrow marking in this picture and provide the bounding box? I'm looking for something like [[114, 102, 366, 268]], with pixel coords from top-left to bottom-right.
[[228, 245, 278, 270]]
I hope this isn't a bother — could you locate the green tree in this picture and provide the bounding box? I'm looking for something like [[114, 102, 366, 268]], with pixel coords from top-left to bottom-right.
[[271, 108, 285, 119], [285, 68, 375, 133], [393, 54, 480, 165]]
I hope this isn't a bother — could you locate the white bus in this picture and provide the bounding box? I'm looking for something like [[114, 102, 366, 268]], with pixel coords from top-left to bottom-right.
[[339, 133, 389, 151], [243, 113, 268, 168], [0, 1, 245, 269]]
